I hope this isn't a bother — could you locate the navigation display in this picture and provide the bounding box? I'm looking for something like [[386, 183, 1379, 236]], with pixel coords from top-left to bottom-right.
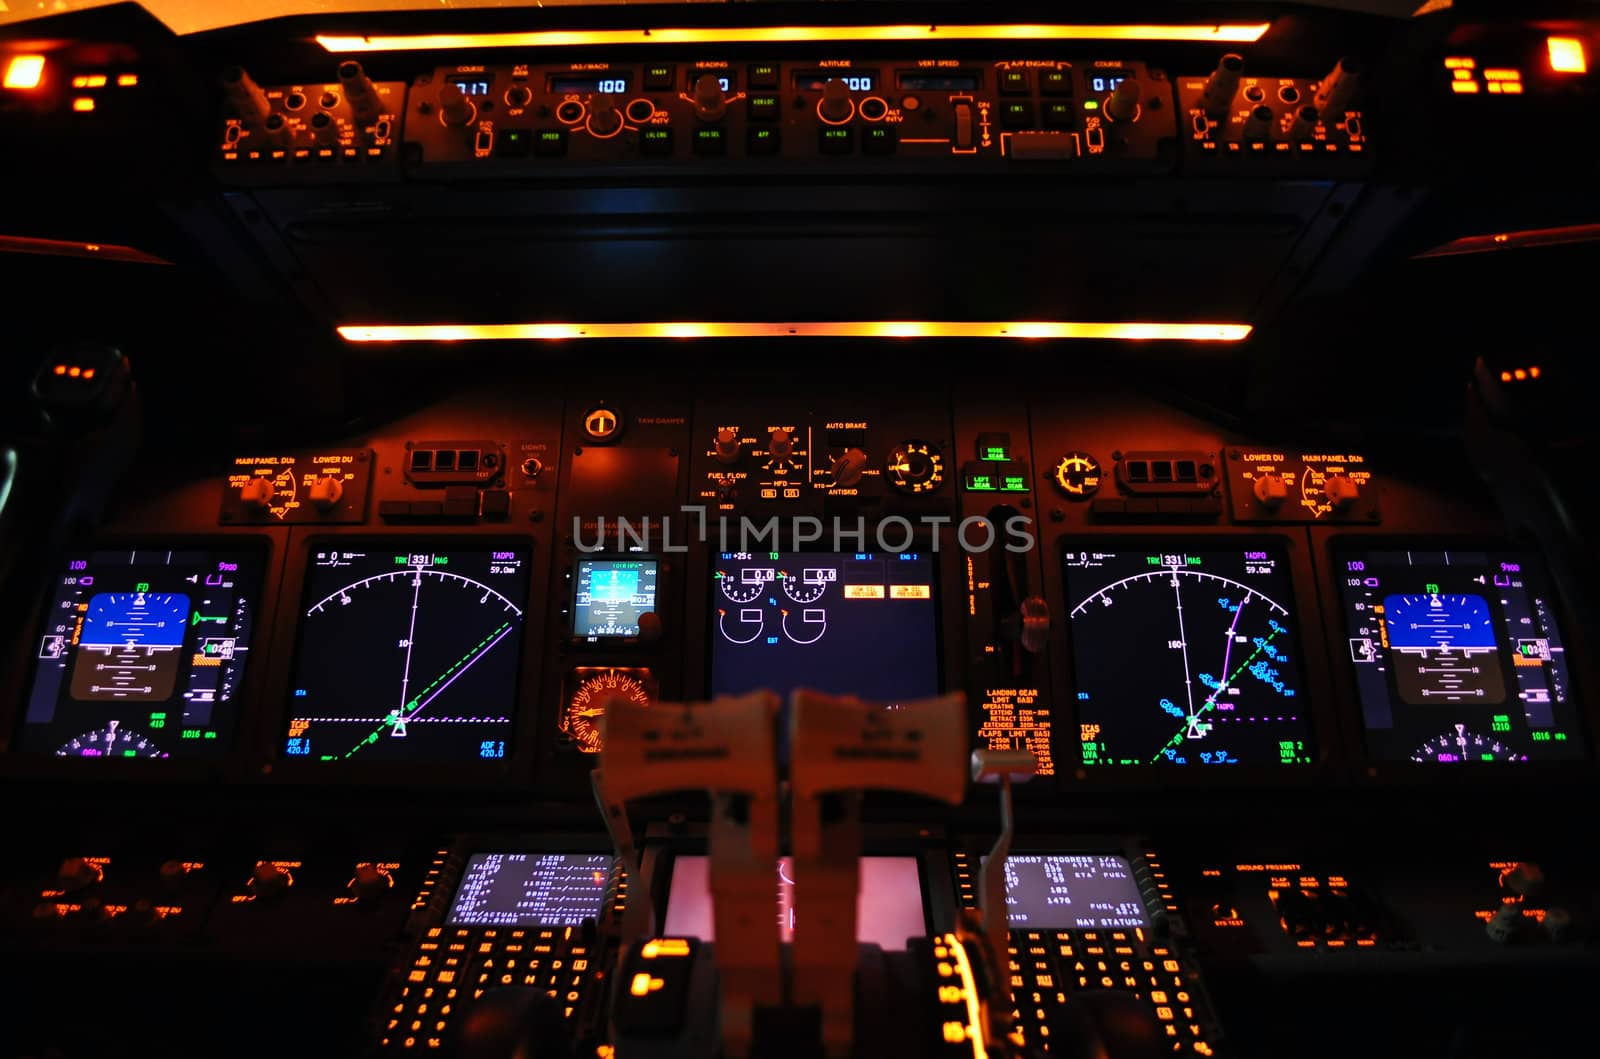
[[1335, 546, 1583, 762], [1064, 545, 1312, 766], [711, 552, 938, 704], [284, 546, 529, 762], [447, 853, 613, 927], [19, 546, 263, 758]]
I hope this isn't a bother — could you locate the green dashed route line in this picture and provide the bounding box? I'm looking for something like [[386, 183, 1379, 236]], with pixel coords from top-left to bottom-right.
[[1148, 626, 1281, 764], [338, 621, 513, 760]]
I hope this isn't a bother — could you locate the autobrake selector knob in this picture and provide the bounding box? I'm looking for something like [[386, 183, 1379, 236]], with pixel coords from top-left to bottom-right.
[[714, 427, 742, 465], [829, 447, 869, 488], [221, 66, 271, 123], [819, 78, 854, 123], [1104, 79, 1142, 122], [1314, 57, 1362, 118], [439, 82, 476, 126], [1202, 53, 1244, 116], [693, 74, 727, 122]]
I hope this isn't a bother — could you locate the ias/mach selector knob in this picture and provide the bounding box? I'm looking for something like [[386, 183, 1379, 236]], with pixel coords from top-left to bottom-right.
[[588, 98, 624, 137], [693, 74, 728, 122]]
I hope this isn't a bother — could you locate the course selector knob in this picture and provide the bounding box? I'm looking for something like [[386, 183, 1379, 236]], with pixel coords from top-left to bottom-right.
[[693, 74, 727, 122], [439, 82, 476, 126], [1105, 80, 1142, 123]]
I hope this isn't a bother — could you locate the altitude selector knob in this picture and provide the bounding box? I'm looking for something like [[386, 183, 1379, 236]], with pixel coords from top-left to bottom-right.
[[819, 78, 854, 123], [693, 74, 728, 122]]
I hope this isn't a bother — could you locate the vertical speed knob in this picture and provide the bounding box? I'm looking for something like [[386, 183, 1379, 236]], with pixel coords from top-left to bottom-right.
[[438, 82, 476, 126], [819, 78, 854, 123], [1104, 79, 1142, 123], [1202, 53, 1244, 116], [693, 74, 727, 122], [1314, 57, 1361, 118]]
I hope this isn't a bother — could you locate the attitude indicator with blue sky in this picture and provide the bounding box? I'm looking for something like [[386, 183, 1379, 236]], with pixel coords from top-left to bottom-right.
[[1065, 546, 1311, 766]]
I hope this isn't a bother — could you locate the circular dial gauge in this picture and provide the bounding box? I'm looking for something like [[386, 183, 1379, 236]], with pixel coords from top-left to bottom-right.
[[57, 720, 166, 758], [1411, 725, 1527, 763], [779, 567, 829, 604], [886, 440, 945, 494], [717, 567, 767, 603], [1053, 452, 1103, 498], [561, 667, 655, 754]]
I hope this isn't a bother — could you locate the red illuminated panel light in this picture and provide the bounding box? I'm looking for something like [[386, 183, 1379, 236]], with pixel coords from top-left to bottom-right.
[[3, 54, 46, 90], [1547, 36, 1587, 74], [336, 321, 1253, 343]]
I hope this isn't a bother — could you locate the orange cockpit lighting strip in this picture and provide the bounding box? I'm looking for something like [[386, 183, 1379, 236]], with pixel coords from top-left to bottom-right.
[[336, 322, 1253, 343], [316, 23, 1271, 54]]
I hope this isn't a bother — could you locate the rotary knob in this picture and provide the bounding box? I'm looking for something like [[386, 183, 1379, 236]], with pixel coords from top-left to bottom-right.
[[819, 78, 854, 123], [1253, 474, 1289, 510], [1242, 104, 1275, 141], [439, 82, 476, 127], [1485, 902, 1523, 944], [1314, 57, 1362, 118], [769, 428, 795, 460], [1500, 862, 1545, 897], [1324, 474, 1360, 510], [337, 59, 381, 122], [1202, 53, 1244, 116], [249, 862, 293, 900], [220, 66, 271, 123], [1105, 79, 1142, 123], [886, 440, 945, 494], [828, 447, 869, 488], [57, 857, 104, 893], [714, 427, 742, 465], [239, 477, 275, 510], [351, 863, 394, 902], [308, 475, 344, 511], [588, 100, 623, 136], [693, 74, 727, 122]]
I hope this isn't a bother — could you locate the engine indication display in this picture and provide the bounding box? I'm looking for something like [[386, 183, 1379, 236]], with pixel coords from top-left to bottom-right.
[[711, 552, 938, 705], [1065, 546, 1311, 766], [573, 558, 658, 639], [1335, 547, 1582, 763], [20, 547, 263, 758], [284, 547, 529, 762]]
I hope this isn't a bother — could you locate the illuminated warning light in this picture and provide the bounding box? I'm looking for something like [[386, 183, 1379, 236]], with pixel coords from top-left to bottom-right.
[[844, 584, 887, 599], [1443, 57, 1476, 70], [1452, 69, 1473, 81], [72, 73, 107, 88], [4, 54, 46, 90], [336, 321, 1254, 343], [117, 73, 138, 87], [1482, 69, 1521, 81], [890, 585, 932, 599], [1500, 366, 1542, 383], [1450, 80, 1480, 94], [1547, 36, 1588, 74], [316, 23, 1273, 53], [72, 97, 95, 112]]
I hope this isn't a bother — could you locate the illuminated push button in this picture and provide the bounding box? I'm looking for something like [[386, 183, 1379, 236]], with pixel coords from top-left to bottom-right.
[[1000, 101, 1034, 129], [57, 857, 104, 893], [251, 862, 293, 900], [862, 125, 896, 154], [748, 63, 779, 89], [1252, 474, 1288, 510], [308, 474, 344, 511], [1323, 474, 1360, 510], [353, 864, 395, 902], [1104, 80, 1142, 123], [747, 126, 781, 155], [693, 73, 727, 122], [1202, 54, 1245, 116], [819, 125, 853, 154], [438, 83, 476, 127], [639, 127, 673, 156], [534, 129, 567, 156], [643, 64, 674, 91], [1043, 101, 1074, 128], [239, 477, 275, 510], [999, 69, 1031, 95], [692, 127, 727, 155], [748, 94, 780, 121], [714, 427, 742, 465], [1500, 862, 1545, 897], [1041, 68, 1072, 96]]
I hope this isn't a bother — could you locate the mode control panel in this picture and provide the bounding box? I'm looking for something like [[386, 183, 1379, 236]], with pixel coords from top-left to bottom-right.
[[400, 57, 1179, 174]]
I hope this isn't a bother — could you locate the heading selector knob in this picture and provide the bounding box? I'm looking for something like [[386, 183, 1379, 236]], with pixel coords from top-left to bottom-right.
[[1202, 53, 1244, 116], [819, 78, 854, 123], [693, 74, 728, 122], [714, 427, 742, 465], [1104, 79, 1142, 123], [438, 82, 476, 126]]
